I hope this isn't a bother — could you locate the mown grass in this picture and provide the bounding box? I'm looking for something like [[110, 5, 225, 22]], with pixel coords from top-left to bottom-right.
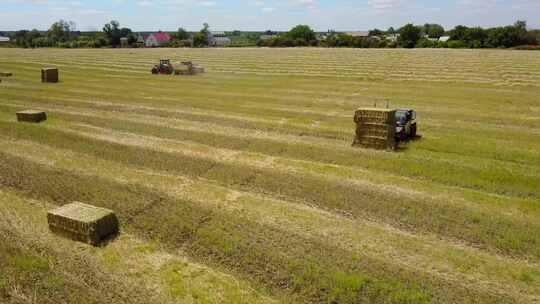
[[0, 117, 538, 259], [0, 152, 524, 303], [1, 48, 539, 303]]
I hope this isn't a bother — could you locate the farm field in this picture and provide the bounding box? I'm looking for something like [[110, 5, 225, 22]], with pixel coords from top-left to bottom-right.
[[0, 47, 539, 303]]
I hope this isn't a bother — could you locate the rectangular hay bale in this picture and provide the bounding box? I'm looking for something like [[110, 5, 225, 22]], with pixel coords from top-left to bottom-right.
[[355, 122, 394, 138], [353, 136, 396, 150], [16, 110, 47, 123], [47, 202, 119, 246], [0, 72, 12, 77], [354, 108, 396, 124], [41, 68, 59, 83], [353, 108, 397, 151]]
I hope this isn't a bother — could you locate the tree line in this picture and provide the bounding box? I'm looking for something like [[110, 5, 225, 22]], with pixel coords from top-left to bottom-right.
[[4, 19, 539, 49], [260, 21, 539, 49]]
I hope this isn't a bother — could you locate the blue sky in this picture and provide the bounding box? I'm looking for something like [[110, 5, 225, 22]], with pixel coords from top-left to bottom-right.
[[1, 0, 539, 31]]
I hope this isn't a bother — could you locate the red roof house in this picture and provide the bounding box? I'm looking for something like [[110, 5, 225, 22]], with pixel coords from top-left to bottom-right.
[[145, 32, 171, 47]]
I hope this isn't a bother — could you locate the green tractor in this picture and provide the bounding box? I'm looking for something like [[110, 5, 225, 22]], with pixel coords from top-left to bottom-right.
[[395, 109, 417, 141], [151, 59, 205, 75], [151, 59, 175, 75]]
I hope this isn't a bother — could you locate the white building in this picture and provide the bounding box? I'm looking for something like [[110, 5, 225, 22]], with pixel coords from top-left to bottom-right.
[[212, 37, 232, 47], [386, 34, 399, 42], [439, 36, 451, 42], [344, 31, 369, 38], [0, 36, 10, 43]]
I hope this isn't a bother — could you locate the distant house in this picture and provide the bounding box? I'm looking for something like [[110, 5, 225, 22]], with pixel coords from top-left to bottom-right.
[[344, 31, 370, 38], [211, 31, 227, 37], [386, 34, 399, 42], [439, 36, 451, 42], [212, 37, 232, 47], [208, 31, 231, 47], [260, 30, 278, 40], [0, 36, 10, 43], [260, 34, 277, 40], [145, 32, 171, 47], [135, 34, 145, 47], [120, 37, 129, 48]]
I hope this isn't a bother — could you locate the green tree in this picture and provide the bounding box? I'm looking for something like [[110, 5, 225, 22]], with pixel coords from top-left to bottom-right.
[[47, 20, 75, 44], [102, 21, 133, 47], [174, 28, 190, 41], [423, 23, 445, 38], [398, 24, 422, 48], [286, 25, 316, 45], [103, 20, 120, 46], [369, 28, 385, 37], [450, 25, 469, 41], [193, 23, 210, 47], [13, 29, 43, 48]]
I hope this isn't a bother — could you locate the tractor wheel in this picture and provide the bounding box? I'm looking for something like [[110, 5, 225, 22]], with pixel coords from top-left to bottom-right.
[[411, 124, 417, 138], [151, 66, 159, 74]]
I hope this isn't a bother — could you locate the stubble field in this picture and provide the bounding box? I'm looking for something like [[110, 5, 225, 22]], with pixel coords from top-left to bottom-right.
[[0, 47, 539, 303]]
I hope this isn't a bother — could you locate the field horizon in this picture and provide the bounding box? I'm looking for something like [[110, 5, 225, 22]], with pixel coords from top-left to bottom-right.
[[1, 47, 539, 303]]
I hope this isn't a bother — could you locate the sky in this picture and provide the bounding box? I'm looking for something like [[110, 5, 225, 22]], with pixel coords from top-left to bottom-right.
[[0, 0, 539, 32]]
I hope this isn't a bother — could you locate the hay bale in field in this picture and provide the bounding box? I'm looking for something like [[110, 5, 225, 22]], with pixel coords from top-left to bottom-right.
[[175, 61, 205, 75], [353, 108, 397, 150], [16, 110, 47, 123], [192, 66, 205, 74], [0, 72, 12, 77], [47, 202, 119, 246], [354, 108, 395, 124], [41, 68, 59, 83]]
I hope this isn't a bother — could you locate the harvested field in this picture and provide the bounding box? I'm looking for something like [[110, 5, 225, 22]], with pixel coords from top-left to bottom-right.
[[0, 48, 539, 304]]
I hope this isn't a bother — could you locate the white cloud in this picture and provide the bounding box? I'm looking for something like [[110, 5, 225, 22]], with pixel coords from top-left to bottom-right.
[[198, 1, 216, 7], [368, 0, 404, 11], [138, 0, 154, 6], [288, 0, 316, 10]]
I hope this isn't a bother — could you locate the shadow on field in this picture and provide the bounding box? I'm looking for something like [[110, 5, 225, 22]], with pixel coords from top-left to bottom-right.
[[96, 231, 121, 248], [395, 135, 423, 152]]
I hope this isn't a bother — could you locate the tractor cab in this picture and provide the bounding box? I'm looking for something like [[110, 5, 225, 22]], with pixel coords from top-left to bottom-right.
[[395, 109, 417, 140], [151, 58, 174, 75]]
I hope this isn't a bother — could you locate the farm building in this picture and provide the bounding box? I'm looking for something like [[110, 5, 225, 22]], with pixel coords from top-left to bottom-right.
[[212, 37, 232, 47], [145, 32, 171, 47], [260, 34, 276, 40], [439, 36, 451, 42], [386, 34, 399, 42], [0, 36, 10, 43], [208, 31, 232, 47], [211, 31, 227, 37], [135, 34, 145, 47], [344, 31, 370, 38], [260, 30, 279, 40], [120, 37, 129, 48]]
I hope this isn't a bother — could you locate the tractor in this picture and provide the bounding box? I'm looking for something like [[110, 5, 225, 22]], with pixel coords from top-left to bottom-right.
[[151, 59, 175, 75], [151, 59, 205, 75], [395, 109, 417, 141]]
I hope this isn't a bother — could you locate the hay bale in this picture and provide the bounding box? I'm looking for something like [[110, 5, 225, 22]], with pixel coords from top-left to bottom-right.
[[353, 108, 397, 150], [192, 66, 205, 74], [41, 68, 59, 83], [16, 110, 47, 123], [47, 202, 119, 246], [354, 108, 395, 124], [0, 72, 12, 77]]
